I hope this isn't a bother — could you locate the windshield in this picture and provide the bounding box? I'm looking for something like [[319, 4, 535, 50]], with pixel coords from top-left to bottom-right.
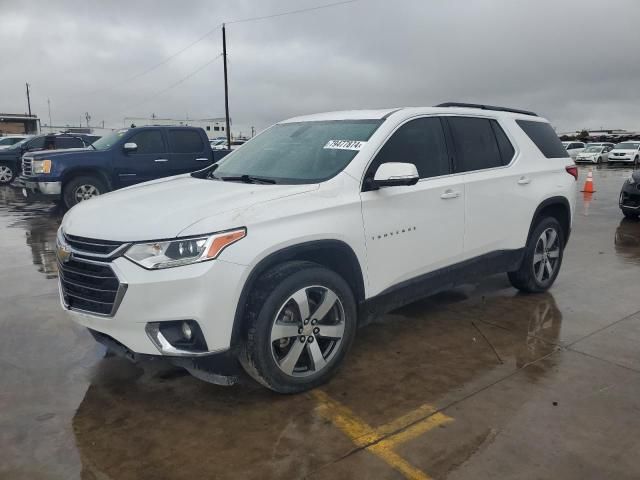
[[583, 146, 602, 153], [91, 129, 128, 151], [214, 120, 383, 184], [615, 142, 640, 150]]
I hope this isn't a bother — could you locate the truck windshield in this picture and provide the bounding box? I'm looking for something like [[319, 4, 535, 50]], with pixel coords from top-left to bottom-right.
[[92, 129, 129, 151], [213, 120, 383, 184]]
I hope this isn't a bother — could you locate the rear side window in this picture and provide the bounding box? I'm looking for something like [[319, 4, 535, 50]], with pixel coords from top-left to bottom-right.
[[370, 117, 450, 179], [55, 137, 84, 149], [490, 121, 515, 165], [128, 130, 166, 154], [516, 120, 567, 158], [448, 117, 502, 172], [168, 130, 204, 153]]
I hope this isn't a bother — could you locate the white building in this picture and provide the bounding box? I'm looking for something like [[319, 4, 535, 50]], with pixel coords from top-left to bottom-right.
[[123, 116, 227, 139]]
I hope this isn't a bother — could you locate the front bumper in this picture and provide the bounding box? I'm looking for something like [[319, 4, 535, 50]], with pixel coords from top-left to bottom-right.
[[620, 181, 640, 212], [610, 156, 634, 163], [20, 177, 61, 199], [62, 255, 249, 357], [575, 157, 598, 163]]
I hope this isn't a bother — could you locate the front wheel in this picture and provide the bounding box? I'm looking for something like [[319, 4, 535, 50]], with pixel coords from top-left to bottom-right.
[[240, 261, 357, 393], [597, 157, 602, 164], [63, 175, 107, 209], [508, 217, 565, 293], [0, 162, 16, 185]]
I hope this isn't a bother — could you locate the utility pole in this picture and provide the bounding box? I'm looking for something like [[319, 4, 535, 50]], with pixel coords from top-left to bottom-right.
[[85, 112, 91, 128], [25, 82, 32, 116], [222, 23, 231, 147], [251, 126, 255, 137], [47, 98, 52, 129]]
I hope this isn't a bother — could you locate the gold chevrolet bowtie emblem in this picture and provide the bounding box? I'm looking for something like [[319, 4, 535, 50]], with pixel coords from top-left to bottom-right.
[[57, 242, 72, 263]]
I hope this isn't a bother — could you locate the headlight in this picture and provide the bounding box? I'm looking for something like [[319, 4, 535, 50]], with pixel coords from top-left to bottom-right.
[[124, 228, 246, 269], [33, 159, 52, 174]]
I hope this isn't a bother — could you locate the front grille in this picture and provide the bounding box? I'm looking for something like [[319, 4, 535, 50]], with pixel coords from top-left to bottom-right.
[[22, 157, 33, 176], [58, 257, 124, 315], [64, 234, 125, 256]]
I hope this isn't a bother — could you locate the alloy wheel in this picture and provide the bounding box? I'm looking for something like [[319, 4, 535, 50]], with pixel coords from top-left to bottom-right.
[[0, 165, 13, 183], [270, 285, 345, 377], [74, 184, 100, 202], [533, 227, 560, 283]]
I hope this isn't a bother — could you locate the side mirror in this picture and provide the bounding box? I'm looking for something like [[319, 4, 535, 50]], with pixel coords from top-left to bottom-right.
[[372, 162, 419, 188], [123, 142, 138, 152]]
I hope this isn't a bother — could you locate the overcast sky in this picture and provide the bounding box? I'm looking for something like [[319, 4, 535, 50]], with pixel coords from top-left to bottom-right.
[[2, 0, 639, 135]]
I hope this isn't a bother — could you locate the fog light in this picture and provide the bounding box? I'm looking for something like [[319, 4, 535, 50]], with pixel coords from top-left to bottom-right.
[[181, 321, 193, 340]]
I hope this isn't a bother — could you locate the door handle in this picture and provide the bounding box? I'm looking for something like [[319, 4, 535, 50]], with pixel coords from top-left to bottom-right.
[[154, 158, 169, 163], [440, 189, 460, 199], [195, 157, 209, 162], [517, 176, 531, 185]]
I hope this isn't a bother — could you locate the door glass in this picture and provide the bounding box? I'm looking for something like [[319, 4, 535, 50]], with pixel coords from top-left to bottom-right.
[[26, 136, 45, 150], [448, 117, 502, 172], [128, 131, 165, 154], [369, 117, 450, 179], [168, 130, 204, 153], [55, 137, 84, 149], [490, 120, 515, 165]]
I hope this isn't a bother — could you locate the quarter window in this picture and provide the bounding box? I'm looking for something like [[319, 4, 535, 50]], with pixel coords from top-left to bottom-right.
[[448, 117, 502, 172], [168, 130, 204, 153], [127, 131, 165, 154], [369, 117, 450, 180], [516, 120, 567, 158]]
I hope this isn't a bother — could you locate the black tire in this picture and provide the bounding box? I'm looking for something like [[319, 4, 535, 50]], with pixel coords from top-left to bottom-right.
[[508, 217, 565, 293], [635, 156, 639, 168], [597, 157, 602, 164], [623, 211, 638, 220], [240, 261, 357, 394], [0, 162, 16, 185], [63, 175, 107, 209]]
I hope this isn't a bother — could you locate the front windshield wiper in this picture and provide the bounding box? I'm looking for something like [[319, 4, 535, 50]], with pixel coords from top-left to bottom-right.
[[218, 175, 276, 184]]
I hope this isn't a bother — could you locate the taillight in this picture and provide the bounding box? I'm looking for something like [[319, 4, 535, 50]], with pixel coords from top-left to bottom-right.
[[565, 165, 578, 181]]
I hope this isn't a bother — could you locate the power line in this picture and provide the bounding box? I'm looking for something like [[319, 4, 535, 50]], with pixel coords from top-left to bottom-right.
[[225, 0, 358, 24]]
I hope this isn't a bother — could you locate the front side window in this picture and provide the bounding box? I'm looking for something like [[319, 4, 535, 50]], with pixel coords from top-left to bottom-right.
[[368, 117, 450, 180], [26, 136, 46, 150], [448, 117, 502, 172], [214, 120, 382, 184], [168, 130, 204, 153], [128, 130, 165, 154]]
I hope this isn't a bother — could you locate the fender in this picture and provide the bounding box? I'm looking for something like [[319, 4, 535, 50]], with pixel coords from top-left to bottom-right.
[[526, 196, 572, 246], [62, 167, 114, 191], [229, 239, 365, 348]]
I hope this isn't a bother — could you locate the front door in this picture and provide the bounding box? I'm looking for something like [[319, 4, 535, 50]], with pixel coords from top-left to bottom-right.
[[113, 129, 171, 188], [360, 116, 465, 297]]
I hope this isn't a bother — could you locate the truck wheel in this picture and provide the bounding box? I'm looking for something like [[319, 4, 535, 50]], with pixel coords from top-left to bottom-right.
[[63, 175, 107, 208], [240, 261, 357, 394], [508, 217, 565, 293], [0, 162, 16, 185]]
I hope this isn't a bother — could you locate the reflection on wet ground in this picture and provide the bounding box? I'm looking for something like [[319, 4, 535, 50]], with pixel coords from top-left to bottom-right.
[[1, 166, 640, 479]]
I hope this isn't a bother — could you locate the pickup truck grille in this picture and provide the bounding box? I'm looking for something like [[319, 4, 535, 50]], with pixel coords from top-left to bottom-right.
[[22, 156, 33, 176], [58, 257, 125, 316], [64, 234, 125, 256]]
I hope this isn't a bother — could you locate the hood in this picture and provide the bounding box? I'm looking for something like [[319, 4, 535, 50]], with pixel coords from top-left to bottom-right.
[[26, 148, 91, 159], [62, 175, 318, 241]]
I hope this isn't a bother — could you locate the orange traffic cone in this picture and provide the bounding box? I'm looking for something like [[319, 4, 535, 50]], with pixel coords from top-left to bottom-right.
[[581, 168, 596, 193]]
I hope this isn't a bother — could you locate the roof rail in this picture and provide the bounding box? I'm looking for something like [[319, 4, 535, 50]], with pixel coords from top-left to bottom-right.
[[435, 102, 538, 117]]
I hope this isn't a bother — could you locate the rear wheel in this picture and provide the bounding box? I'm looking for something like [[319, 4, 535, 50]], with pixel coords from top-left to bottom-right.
[[240, 261, 357, 393], [508, 217, 565, 293], [0, 162, 16, 185], [63, 175, 107, 208]]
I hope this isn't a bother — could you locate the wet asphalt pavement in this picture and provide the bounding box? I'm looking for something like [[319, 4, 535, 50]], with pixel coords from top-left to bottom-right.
[[1, 165, 640, 480]]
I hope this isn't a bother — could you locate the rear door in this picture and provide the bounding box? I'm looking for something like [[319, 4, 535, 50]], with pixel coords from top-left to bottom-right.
[[444, 116, 520, 259], [166, 129, 211, 175], [360, 116, 465, 297], [112, 129, 171, 187]]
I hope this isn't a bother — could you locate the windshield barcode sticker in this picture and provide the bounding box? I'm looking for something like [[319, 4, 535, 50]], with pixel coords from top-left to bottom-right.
[[323, 140, 366, 151]]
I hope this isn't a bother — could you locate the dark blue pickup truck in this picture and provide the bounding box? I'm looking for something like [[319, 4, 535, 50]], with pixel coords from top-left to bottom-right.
[[20, 125, 229, 208]]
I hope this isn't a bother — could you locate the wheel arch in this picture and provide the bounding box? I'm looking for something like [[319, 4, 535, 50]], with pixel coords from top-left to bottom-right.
[[61, 168, 112, 191], [528, 196, 572, 247], [230, 240, 366, 348]]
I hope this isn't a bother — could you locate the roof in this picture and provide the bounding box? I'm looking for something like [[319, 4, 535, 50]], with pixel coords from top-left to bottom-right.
[[280, 109, 399, 123]]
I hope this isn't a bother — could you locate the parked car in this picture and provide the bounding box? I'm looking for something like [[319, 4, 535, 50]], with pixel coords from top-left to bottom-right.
[[20, 126, 229, 208], [619, 170, 640, 218], [608, 141, 640, 166], [56, 103, 576, 393], [575, 144, 612, 164], [0, 135, 31, 149], [562, 141, 586, 159], [212, 139, 246, 150], [588, 142, 615, 148], [0, 133, 97, 185]]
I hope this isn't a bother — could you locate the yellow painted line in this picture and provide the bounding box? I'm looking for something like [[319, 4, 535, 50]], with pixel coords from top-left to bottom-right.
[[312, 390, 454, 480]]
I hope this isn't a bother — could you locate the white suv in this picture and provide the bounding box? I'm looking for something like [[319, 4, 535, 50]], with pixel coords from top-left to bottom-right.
[[57, 103, 577, 393]]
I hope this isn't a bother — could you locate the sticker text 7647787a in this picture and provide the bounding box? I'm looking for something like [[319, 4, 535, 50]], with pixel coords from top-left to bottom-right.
[[323, 140, 367, 151]]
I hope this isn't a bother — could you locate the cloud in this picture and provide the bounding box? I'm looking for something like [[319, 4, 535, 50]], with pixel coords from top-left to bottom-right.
[[1, 0, 639, 134]]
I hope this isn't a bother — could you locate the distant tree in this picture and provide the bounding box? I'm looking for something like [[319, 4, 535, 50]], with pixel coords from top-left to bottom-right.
[[560, 135, 570, 141], [577, 129, 589, 141]]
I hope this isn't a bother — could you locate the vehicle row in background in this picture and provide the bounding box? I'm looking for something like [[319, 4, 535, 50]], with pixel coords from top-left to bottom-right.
[[0, 135, 32, 149], [563, 140, 640, 166], [0, 133, 99, 185]]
